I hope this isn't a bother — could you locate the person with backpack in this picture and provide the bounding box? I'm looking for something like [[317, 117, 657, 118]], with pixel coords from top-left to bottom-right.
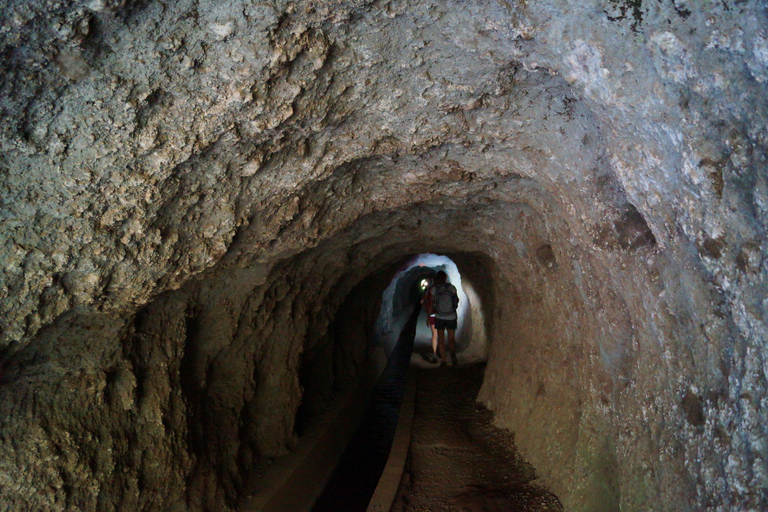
[[420, 277, 439, 363], [427, 270, 459, 366]]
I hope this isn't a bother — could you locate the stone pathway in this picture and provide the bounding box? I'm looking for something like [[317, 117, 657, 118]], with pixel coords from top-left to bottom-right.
[[391, 364, 562, 512]]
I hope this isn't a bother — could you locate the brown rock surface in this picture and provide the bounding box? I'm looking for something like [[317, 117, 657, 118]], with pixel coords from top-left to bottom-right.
[[0, 0, 766, 511]]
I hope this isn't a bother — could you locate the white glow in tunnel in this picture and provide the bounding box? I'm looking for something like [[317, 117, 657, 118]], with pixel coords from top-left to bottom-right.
[[374, 253, 471, 354], [413, 253, 470, 331]]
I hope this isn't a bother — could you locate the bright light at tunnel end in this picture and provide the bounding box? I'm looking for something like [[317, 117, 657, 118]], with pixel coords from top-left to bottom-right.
[[374, 253, 470, 353]]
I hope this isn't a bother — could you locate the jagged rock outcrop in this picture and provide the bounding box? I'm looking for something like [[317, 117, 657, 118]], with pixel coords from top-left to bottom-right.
[[1, 1, 766, 510]]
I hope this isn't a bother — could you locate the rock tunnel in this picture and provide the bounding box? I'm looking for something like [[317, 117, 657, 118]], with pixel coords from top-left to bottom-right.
[[1, 0, 767, 510]]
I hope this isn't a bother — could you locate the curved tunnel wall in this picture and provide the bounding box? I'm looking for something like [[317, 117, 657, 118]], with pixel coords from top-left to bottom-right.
[[1, 1, 766, 512]]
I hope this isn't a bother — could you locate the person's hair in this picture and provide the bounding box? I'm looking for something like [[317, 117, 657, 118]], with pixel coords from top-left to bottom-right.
[[434, 270, 447, 284]]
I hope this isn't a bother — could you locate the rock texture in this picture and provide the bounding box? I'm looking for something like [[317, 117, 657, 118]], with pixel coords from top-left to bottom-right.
[[1, 0, 766, 511]]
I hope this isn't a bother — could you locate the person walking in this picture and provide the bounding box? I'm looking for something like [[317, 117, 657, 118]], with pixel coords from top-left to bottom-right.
[[420, 278, 439, 363], [427, 271, 459, 366]]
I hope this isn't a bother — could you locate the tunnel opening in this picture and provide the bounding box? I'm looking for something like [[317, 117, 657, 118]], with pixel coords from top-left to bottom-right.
[[373, 253, 473, 358]]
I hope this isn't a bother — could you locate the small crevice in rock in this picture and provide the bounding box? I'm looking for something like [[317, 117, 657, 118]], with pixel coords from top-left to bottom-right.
[[681, 390, 705, 427], [614, 204, 656, 250], [535, 244, 557, 270]]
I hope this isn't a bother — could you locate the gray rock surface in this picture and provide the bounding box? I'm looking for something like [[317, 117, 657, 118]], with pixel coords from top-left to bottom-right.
[[1, 0, 766, 510]]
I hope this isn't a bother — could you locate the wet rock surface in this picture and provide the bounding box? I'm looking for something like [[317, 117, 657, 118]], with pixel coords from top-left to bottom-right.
[[393, 364, 562, 512]]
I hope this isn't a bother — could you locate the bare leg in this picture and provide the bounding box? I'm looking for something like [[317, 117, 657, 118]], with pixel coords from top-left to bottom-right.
[[430, 324, 438, 355], [437, 329, 446, 363], [448, 329, 457, 365]]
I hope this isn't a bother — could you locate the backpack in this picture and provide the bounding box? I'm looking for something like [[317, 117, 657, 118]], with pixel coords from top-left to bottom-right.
[[434, 284, 458, 315]]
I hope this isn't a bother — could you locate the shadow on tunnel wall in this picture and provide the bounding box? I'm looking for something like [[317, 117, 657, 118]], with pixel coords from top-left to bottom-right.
[[294, 259, 398, 436]]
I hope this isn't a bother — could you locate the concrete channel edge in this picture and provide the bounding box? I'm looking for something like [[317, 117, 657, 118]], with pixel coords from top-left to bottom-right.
[[366, 366, 418, 512]]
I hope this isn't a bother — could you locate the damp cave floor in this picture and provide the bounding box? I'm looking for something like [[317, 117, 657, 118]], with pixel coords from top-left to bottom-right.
[[391, 363, 563, 512]]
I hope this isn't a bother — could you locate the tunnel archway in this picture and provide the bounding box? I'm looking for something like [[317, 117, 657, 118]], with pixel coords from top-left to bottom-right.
[[372, 253, 482, 361], [1, 1, 766, 511]]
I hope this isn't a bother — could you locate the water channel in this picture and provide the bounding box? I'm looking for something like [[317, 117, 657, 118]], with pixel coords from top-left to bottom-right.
[[311, 306, 419, 511]]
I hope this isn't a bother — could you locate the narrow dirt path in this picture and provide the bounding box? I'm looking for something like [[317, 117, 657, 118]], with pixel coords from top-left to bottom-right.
[[392, 364, 562, 512]]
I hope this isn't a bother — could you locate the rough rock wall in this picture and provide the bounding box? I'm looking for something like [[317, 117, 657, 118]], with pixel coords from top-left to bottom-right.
[[1, 0, 767, 511], [475, 2, 768, 511]]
